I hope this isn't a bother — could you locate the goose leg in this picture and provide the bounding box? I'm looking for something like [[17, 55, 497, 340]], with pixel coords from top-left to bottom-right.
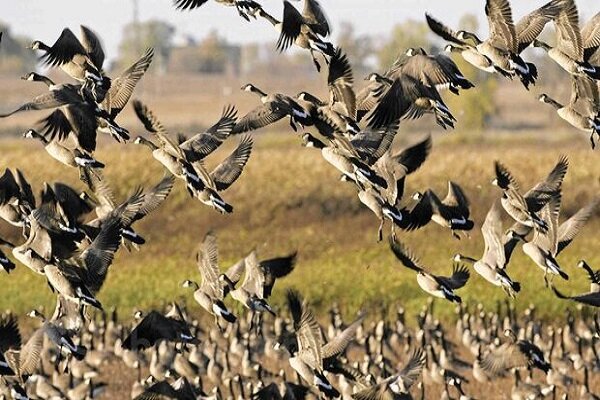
[[543, 268, 549, 288], [590, 133, 596, 150], [452, 230, 461, 240], [378, 220, 384, 242], [289, 117, 298, 132], [391, 224, 397, 241]]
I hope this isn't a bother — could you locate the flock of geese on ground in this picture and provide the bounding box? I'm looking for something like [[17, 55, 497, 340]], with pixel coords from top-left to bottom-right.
[[0, 0, 599, 398]]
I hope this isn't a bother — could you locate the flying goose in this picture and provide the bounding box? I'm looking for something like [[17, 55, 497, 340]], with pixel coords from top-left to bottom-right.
[[258, 0, 334, 71], [362, 72, 456, 130], [539, 76, 600, 148], [233, 84, 308, 134], [533, 0, 600, 80], [296, 48, 360, 141], [516, 195, 598, 285], [502, 155, 568, 264], [455, 200, 520, 298], [351, 348, 425, 400], [28, 26, 106, 86], [0, 168, 34, 229], [173, 0, 263, 21], [492, 161, 549, 231], [285, 289, 340, 398], [23, 129, 104, 173], [389, 237, 469, 303], [576, 260, 600, 292], [133, 376, 203, 400], [27, 310, 88, 363], [122, 307, 199, 351], [230, 250, 296, 326], [414, 181, 474, 238], [387, 47, 474, 95], [81, 169, 175, 249], [182, 232, 237, 328], [480, 328, 550, 375]]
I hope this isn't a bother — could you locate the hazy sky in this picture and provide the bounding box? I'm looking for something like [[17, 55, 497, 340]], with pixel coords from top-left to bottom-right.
[[3, 0, 598, 61]]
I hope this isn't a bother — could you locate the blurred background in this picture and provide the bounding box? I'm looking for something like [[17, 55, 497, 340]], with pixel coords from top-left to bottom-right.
[[0, 1, 598, 321]]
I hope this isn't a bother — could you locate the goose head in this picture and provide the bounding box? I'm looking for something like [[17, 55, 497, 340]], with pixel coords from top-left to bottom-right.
[[405, 48, 417, 57], [21, 72, 40, 81], [301, 133, 325, 149], [181, 279, 199, 290], [28, 40, 44, 50], [27, 309, 46, 321], [241, 83, 256, 92], [22, 129, 40, 140], [577, 260, 589, 270]]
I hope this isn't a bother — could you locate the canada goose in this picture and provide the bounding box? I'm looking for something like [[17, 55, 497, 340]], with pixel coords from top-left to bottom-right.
[[493, 161, 549, 231], [454, 200, 520, 298], [426, 13, 497, 75], [233, 84, 308, 134], [81, 168, 175, 249], [258, 0, 334, 71], [518, 195, 598, 285], [303, 133, 388, 190], [351, 348, 425, 399], [481, 328, 550, 375], [122, 308, 199, 351], [23, 129, 104, 173], [388, 47, 474, 95], [173, 0, 263, 21], [296, 48, 360, 141], [0, 73, 82, 118], [28, 26, 106, 86], [389, 237, 469, 303], [363, 72, 456, 130], [133, 376, 201, 400], [551, 261, 600, 306], [576, 260, 600, 292], [533, 0, 600, 80], [28, 310, 88, 364], [230, 250, 296, 325], [503, 155, 568, 264], [285, 289, 340, 398], [539, 76, 600, 148], [0, 169, 33, 229], [414, 181, 474, 238], [181, 232, 237, 327]]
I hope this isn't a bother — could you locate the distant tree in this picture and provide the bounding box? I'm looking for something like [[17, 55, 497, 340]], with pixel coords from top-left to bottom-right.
[[377, 20, 430, 69], [117, 19, 174, 73], [337, 22, 374, 74], [196, 30, 229, 73], [0, 22, 37, 75]]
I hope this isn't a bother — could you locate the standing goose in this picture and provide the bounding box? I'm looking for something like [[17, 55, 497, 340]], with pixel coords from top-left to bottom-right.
[[28, 26, 106, 86], [389, 237, 469, 304], [539, 76, 600, 148], [351, 348, 425, 400], [414, 181, 474, 238], [492, 161, 549, 231], [454, 200, 521, 298], [285, 289, 340, 398], [122, 307, 199, 351], [258, 0, 334, 71], [181, 232, 237, 328], [480, 328, 550, 375], [533, 0, 600, 80], [173, 0, 263, 21], [233, 84, 308, 134]]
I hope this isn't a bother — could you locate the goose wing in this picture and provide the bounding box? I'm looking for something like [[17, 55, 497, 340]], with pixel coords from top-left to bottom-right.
[[556, 197, 599, 255], [197, 231, 223, 298], [531, 192, 561, 254], [287, 289, 323, 369], [210, 135, 253, 191], [0, 315, 21, 353], [328, 48, 356, 118], [180, 105, 237, 161], [239, 251, 265, 298], [172, 0, 208, 10], [552, 285, 600, 306], [133, 100, 184, 158], [131, 174, 175, 224], [260, 252, 297, 298], [232, 101, 290, 134], [388, 237, 425, 273], [0, 89, 73, 117], [351, 122, 398, 166], [554, 0, 583, 61], [38, 28, 87, 68], [582, 12, 600, 61], [425, 13, 466, 45], [134, 380, 179, 400], [322, 314, 364, 360], [5, 327, 44, 378], [485, 0, 517, 53], [277, 1, 303, 52], [103, 48, 154, 119], [570, 76, 599, 117], [515, 0, 562, 53], [397, 348, 426, 389], [442, 181, 470, 216], [81, 168, 117, 211], [480, 342, 528, 375], [14, 169, 35, 211], [79, 25, 105, 70], [36, 107, 95, 153], [0, 169, 20, 205], [303, 0, 330, 37], [481, 200, 506, 268], [437, 264, 470, 290], [366, 75, 424, 129], [523, 155, 568, 212]]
